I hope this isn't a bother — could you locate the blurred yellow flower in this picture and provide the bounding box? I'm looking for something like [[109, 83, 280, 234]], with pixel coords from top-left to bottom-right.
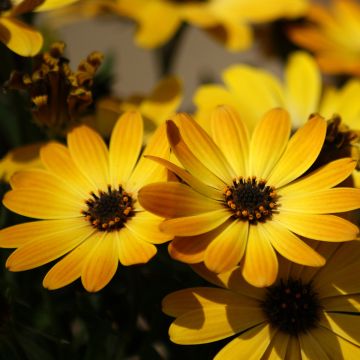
[[139, 107, 360, 287], [288, 0, 360, 76], [0, 111, 172, 292], [163, 242, 360, 359], [0, 143, 43, 183], [0, 0, 79, 56], [51, 0, 308, 51]]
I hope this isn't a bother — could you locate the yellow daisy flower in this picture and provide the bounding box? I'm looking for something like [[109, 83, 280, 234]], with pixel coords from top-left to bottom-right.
[[139, 106, 360, 287], [0, 111, 172, 292], [288, 0, 360, 76], [49, 0, 308, 51], [0, 0, 79, 56], [163, 241, 360, 359]]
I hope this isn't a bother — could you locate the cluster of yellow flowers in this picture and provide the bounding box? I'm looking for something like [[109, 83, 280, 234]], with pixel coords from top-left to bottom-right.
[[0, 0, 360, 358]]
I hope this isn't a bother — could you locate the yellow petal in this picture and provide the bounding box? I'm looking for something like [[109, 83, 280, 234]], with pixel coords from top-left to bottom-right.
[[263, 220, 325, 266], [250, 108, 291, 179], [278, 158, 356, 196], [128, 123, 169, 191], [160, 209, 232, 237], [3, 187, 83, 219], [211, 105, 250, 176], [285, 51, 321, 128], [280, 188, 360, 214], [242, 224, 278, 287], [322, 295, 360, 312], [166, 119, 225, 189], [310, 326, 360, 359], [109, 111, 143, 187], [140, 75, 182, 126], [144, 155, 222, 200], [6, 218, 92, 271], [0, 142, 43, 182], [275, 212, 359, 241], [177, 113, 235, 183], [285, 336, 301, 360], [262, 331, 290, 360], [299, 330, 330, 360], [117, 227, 157, 265], [81, 231, 118, 292], [214, 324, 273, 360], [34, 0, 79, 12], [320, 312, 360, 346], [67, 124, 110, 190], [40, 142, 94, 196], [267, 115, 327, 188], [138, 182, 220, 218], [169, 305, 265, 345], [0, 18, 42, 56], [162, 287, 254, 317], [204, 220, 248, 273], [43, 234, 99, 290], [125, 211, 172, 244]]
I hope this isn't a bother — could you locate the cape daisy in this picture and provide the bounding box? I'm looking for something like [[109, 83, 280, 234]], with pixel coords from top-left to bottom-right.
[[163, 241, 360, 359], [139, 106, 360, 287], [0, 111, 172, 292]]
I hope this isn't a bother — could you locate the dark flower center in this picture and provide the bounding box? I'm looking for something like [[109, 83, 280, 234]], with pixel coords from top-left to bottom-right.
[[82, 185, 134, 232], [0, 0, 12, 11], [261, 278, 322, 335], [224, 177, 277, 223]]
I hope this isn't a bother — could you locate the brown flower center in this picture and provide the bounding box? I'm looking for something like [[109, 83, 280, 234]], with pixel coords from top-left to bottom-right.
[[224, 177, 277, 223], [82, 186, 134, 232], [261, 278, 322, 335]]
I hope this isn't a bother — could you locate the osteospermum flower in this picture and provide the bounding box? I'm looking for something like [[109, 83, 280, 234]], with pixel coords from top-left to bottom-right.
[[0, 111, 172, 292], [163, 241, 360, 359], [288, 0, 360, 76], [0, 0, 78, 56], [139, 106, 360, 287], [49, 0, 308, 51]]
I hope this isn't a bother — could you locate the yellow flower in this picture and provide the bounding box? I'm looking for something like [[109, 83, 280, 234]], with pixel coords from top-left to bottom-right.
[[51, 0, 308, 51], [0, 111, 172, 292], [288, 0, 360, 76], [139, 107, 360, 287], [0, 143, 43, 183], [0, 0, 79, 56], [163, 241, 360, 359], [194, 51, 360, 185]]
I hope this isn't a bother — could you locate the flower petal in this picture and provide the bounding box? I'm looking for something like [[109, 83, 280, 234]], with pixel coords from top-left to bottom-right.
[[267, 114, 327, 188], [214, 324, 274, 360], [6, 218, 93, 271], [242, 224, 278, 287], [138, 182, 220, 218], [81, 231, 118, 292], [204, 220, 248, 273], [278, 158, 356, 196], [169, 305, 265, 345], [250, 108, 291, 179], [280, 188, 360, 214], [109, 111, 143, 187], [125, 211, 172, 244], [211, 105, 250, 176], [3, 187, 83, 219], [176, 111, 235, 183], [275, 212, 359, 241], [0, 18, 42, 56], [322, 295, 360, 312], [262, 331, 290, 360], [160, 209, 232, 236], [167, 120, 226, 189], [43, 234, 99, 290], [40, 142, 94, 196], [263, 220, 325, 266], [299, 330, 330, 359], [117, 228, 157, 266], [67, 124, 110, 190]]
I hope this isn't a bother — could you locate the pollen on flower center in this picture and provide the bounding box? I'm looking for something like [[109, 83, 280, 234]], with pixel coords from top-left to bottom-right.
[[224, 177, 277, 223], [261, 278, 322, 335], [82, 185, 134, 232]]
